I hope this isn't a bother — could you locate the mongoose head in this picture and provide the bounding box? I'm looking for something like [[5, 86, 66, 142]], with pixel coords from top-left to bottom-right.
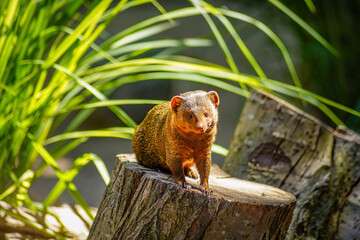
[[170, 90, 219, 134]]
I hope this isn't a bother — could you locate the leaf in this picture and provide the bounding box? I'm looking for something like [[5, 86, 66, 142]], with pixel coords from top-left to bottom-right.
[[85, 57, 360, 124], [29, 133, 94, 219], [80, 38, 212, 69], [91, 153, 110, 185], [51, 137, 89, 159], [268, 0, 338, 56], [0, 170, 34, 202], [43, 0, 113, 69], [212, 144, 228, 157], [60, 99, 165, 113], [44, 127, 134, 145], [214, 9, 267, 79], [3, 208, 59, 238], [220, 8, 302, 90], [26, 59, 137, 128], [190, 0, 249, 95], [43, 153, 109, 207], [304, 0, 317, 13]]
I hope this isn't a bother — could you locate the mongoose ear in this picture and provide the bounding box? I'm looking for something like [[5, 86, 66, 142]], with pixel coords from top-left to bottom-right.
[[171, 96, 184, 113], [207, 91, 219, 108]]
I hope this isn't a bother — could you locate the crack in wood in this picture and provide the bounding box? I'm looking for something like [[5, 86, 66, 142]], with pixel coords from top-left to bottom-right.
[[279, 149, 307, 189]]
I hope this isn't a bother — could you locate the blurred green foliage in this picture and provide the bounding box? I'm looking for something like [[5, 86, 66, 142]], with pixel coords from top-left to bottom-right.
[[264, 0, 360, 130]]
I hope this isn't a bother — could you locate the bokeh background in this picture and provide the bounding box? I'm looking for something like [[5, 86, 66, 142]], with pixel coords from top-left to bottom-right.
[[29, 0, 360, 207]]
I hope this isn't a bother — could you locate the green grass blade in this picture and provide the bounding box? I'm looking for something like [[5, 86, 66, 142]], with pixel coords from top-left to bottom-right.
[[43, 0, 113, 69], [80, 38, 212, 69], [90, 57, 360, 125], [84, 7, 210, 66], [12, 170, 34, 207], [212, 144, 228, 157], [220, 8, 302, 90], [66, 182, 94, 219], [67, 1, 128, 69], [3, 208, 59, 238], [113, 22, 175, 49], [0, 82, 16, 95], [265, 78, 360, 119], [211, 7, 267, 79], [0, 170, 33, 201], [28, 133, 94, 219], [51, 137, 89, 159], [43, 153, 93, 206], [190, 0, 249, 95], [80, 61, 246, 97], [57, 26, 117, 70], [268, 0, 338, 56], [47, 62, 137, 128], [62, 108, 95, 133], [87, 9, 186, 54], [4, 0, 19, 29], [266, 81, 346, 126], [121, 72, 248, 97], [90, 153, 110, 185], [304, 0, 317, 13], [60, 99, 165, 114], [44, 128, 134, 145], [28, 133, 63, 176], [84, 21, 175, 64], [150, 0, 175, 24], [28, 133, 92, 217], [43, 181, 66, 207], [0, 181, 17, 201]]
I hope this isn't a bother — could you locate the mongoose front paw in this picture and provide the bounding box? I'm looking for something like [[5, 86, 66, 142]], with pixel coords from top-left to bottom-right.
[[200, 185, 212, 195], [184, 167, 199, 180]]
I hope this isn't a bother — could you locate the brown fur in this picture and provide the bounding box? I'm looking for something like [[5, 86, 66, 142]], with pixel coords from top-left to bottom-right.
[[132, 90, 219, 192]]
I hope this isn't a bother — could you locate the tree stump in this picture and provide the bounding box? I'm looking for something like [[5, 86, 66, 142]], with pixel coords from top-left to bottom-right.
[[87, 154, 296, 240], [223, 89, 360, 239]]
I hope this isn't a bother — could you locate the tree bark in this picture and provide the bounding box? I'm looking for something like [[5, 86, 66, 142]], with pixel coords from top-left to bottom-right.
[[223, 89, 360, 239], [87, 154, 296, 240]]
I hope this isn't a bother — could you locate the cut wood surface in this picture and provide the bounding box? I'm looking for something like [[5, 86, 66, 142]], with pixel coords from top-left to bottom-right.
[[87, 154, 296, 240], [223, 89, 360, 239]]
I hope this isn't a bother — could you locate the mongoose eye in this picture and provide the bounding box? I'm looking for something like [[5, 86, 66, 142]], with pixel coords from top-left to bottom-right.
[[204, 111, 208, 117], [188, 113, 192, 119]]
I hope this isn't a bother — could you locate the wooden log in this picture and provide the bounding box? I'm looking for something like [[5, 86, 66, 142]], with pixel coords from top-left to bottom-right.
[[223, 89, 360, 239], [87, 154, 296, 240]]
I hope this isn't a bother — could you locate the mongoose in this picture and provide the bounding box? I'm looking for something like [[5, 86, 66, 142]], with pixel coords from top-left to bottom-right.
[[132, 90, 219, 193]]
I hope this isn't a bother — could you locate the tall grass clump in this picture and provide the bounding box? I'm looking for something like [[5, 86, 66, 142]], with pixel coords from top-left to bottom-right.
[[0, 0, 173, 216], [0, 0, 359, 236]]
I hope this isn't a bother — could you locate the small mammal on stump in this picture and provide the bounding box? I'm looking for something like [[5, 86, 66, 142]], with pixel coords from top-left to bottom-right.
[[132, 90, 219, 193]]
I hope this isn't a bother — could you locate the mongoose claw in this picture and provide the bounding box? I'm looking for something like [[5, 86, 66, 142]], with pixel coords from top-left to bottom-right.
[[200, 185, 212, 195], [202, 189, 212, 195], [181, 182, 192, 190]]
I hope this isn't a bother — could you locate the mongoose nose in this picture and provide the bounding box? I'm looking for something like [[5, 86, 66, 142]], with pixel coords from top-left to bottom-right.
[[196, 123, 204, 131]]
